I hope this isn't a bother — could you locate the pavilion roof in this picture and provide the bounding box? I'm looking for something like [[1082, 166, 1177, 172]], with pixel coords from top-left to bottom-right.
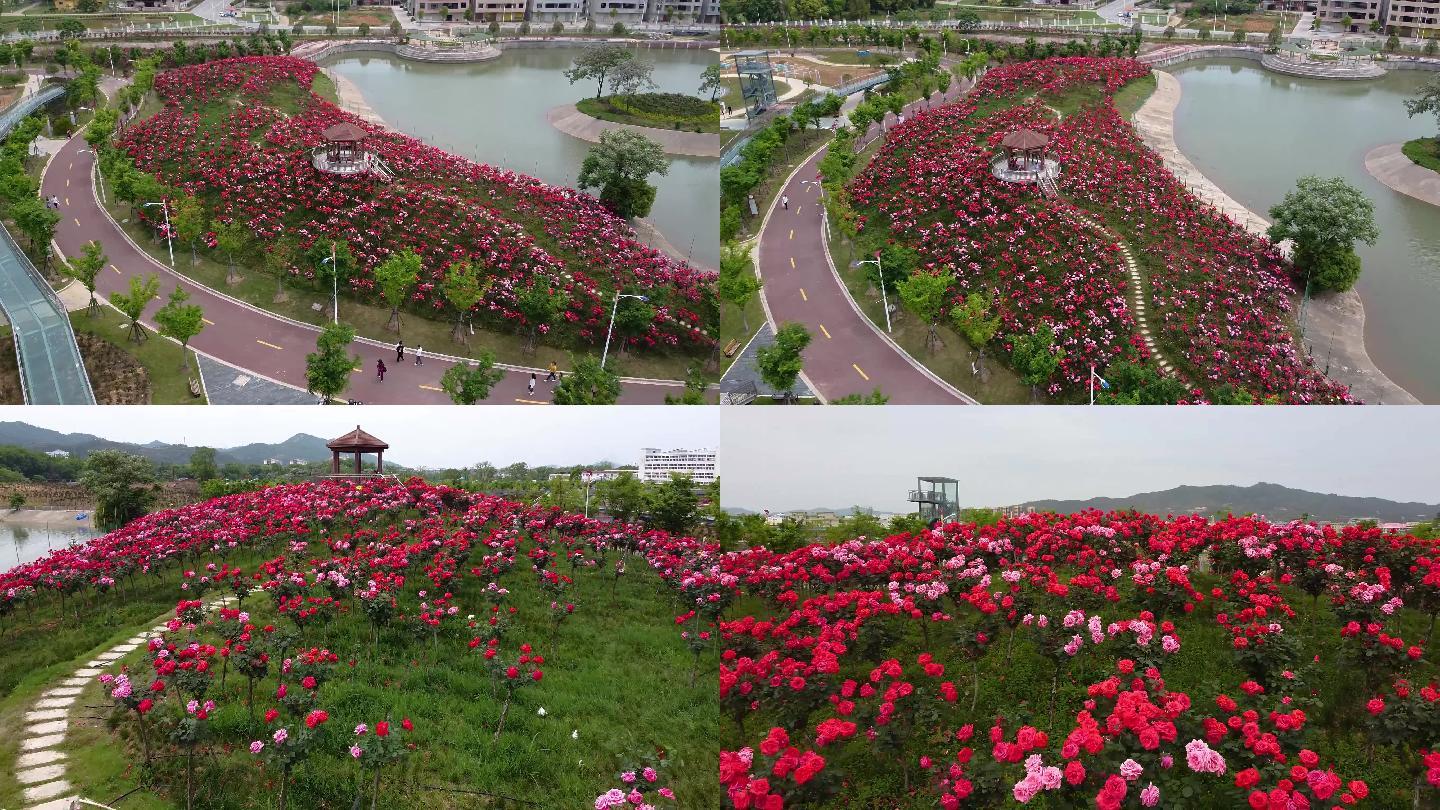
[[321, 122, 368, 143], [328, 425, 389, 451], [1001, 129, 1050, 150]]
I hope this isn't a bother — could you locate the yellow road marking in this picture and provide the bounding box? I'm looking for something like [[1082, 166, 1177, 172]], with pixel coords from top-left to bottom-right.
[[788, 229, 794, 240], [514, 398, 550, 405], [64, 198, 70, 206], [109, 263, 120, 275], [819, 324, 831, 339], [65, 179, 70, 187], [201, 318, 215, 325], [853, 364, 870, 381], [789, 257, 796, 269], [800, 288, 808, 301], [73, 218, 80, 227], [419, 384, 443, 392], [67, 162, 71, 170], [256, 339, 283, 350], [796, 205, 803, 215]]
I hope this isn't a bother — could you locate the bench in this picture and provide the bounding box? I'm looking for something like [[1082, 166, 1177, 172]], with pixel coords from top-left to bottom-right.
[[187, 377, 202, 399], [722, 339, 741, 358]]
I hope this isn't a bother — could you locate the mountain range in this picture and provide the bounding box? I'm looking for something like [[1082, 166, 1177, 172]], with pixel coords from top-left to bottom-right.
[[0, 422, 344, 466], [1015, 482, 1440, 524]]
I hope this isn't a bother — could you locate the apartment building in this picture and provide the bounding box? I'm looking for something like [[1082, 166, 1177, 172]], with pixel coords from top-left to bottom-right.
[[1315, 0, 1384, 28], [637, 447, 717, 485]]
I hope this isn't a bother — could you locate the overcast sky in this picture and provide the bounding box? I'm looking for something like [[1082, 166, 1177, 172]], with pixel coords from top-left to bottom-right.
[[721, 408, 1440, 513], [8, 407, 718, 469]]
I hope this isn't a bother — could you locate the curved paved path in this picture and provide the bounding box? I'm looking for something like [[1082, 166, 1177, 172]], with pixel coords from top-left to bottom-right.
[[40, 130, 686, 405], [756, 83, 976, 405], [10, 592, 240, 809], [547, 104, 720, 158], [1365, 142, 1440, 208]]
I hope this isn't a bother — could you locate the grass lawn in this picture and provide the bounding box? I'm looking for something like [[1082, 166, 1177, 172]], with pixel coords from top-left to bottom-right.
[[575, 94, 721, 134], [3, 11, 203, 30], [311, 69, 338, 104], [296, 7, 393, 26], [68, 305, 205, 405], [720, 297, 762, 374], [722, 77, 743, 110], [1403, 136, 1440, 174], [1112, 71, 1157, 121], [0, 490, 719, 809]]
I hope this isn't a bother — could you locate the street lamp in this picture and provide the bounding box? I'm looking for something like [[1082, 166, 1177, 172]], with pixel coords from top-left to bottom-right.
[[601, 291, 649, 369], [320, 241, 338, 324], [853, 255, 892, 333], [141, 200, 174, 269]]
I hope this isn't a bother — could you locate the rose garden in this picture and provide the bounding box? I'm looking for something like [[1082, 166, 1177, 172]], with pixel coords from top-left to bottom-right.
[[0, 478, 721, 807], [719, 510, 1440, 808]]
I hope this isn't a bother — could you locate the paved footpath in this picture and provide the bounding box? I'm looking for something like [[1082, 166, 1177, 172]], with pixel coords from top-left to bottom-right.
[[40, 131, 684, 405], [10, 592, 240, 809], [758, 83, 975, 404]]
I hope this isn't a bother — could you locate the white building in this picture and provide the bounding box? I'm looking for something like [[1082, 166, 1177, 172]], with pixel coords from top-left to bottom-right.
[[638, 447, 717, 485], [44, 449, 69, 458]]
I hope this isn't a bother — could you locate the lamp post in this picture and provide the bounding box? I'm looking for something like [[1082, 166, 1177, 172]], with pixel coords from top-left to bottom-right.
[[601, 291, 648, 369], [141, 200, 174, 269], [853, 255, 892, 333], [320, 241, 338, 324]]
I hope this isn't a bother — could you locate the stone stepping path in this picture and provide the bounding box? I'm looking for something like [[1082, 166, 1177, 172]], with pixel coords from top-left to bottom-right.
[[9, 593, 240, 808], [1060, 206, 1179, 378]]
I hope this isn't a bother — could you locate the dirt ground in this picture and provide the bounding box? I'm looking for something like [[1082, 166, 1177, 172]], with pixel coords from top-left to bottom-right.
[[0, 334, 150, 405]]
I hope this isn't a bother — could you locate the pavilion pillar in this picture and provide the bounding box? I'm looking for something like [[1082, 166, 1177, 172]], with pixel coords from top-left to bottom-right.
[[354, 452, 361, 474], [377, 451, 383, 473], [331, 450, 340, 475]]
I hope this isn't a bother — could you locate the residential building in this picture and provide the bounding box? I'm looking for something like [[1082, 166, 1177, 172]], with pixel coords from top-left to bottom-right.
[[638, 447, 717, 485], [44, 450, 69, 458]]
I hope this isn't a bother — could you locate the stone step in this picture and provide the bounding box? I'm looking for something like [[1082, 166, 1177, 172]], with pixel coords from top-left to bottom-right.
[[26, 719, 68, 736], [72, 668, 102, 678], [30, 796, 79, 810], [34, 695, 77, 709], [42, 686, 82, 699], [16, 762, 66, 785], [21, 733, 65, 751], [60, 676, 89, 688], [16, 748, 66, 769], [24, 778, 72, 803]]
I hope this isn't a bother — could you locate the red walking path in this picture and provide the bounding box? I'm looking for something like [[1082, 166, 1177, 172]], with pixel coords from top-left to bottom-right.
[[756, 85, 975, 405], [40, 131, 686, 405]]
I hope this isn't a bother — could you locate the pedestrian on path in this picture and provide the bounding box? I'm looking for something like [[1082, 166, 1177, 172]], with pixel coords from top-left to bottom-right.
[[414, 346, 423, 366], [781, 194, 789, 210], [528, 373, 537, 395], [376, 359, 387, 381], [546, 361, 558, 383], [395, 340, 405, 362]]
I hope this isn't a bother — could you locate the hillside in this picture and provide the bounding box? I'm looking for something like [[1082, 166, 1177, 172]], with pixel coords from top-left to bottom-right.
[[0, 422, 336, 466], [1017, 481, 1440, 524]]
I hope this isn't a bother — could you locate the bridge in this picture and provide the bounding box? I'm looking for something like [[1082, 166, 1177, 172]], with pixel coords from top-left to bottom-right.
[[0, 84, 95, 404]]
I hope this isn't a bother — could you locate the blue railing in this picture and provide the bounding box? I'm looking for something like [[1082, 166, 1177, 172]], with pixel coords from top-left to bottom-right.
[[0, 84, 95, 404]]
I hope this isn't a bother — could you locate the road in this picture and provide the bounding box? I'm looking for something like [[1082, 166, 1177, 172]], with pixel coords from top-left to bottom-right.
[[757, 82, 975, 405], [40, 131, 684, 405]]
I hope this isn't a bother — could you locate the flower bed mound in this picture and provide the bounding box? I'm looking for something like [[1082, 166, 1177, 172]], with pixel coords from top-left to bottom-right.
[[848, 56, 1349, 403], [122, 57, 714, 355], [719, 510, 1437, 808]]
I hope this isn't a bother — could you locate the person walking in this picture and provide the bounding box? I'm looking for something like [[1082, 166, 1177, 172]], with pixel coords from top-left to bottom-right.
[[395, 341, 405, 363], [528, 373, 537, 396], [781, 194, 789, 210], [414, 346, 423, 366], [546, 361, 558, 383], [376, 358, 387, 382]]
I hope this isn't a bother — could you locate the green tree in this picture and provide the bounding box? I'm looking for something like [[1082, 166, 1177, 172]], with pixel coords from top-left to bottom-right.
[[647, 473, 699, 533], [305, 322, 359, 403], [563, 43, 633, 99], [81, 450, 158, 531], [65, 239, 106, 317], [374, 248, 421, 332], [949, 291, 1000, 348], [515, 281, 569, 353], [576, 129, 669, 219], [1405, 76, 1440, 141], [756, 321, 810, 402], [1011, 323, 1063, 401], [8, 492, 25, 511], [896, 270, 952, 353], [56, 18, 86, 39], [1267, 176, 1379, 293], [441, 259, 490, 345], [664, 365, 709, 404], [214, 220, 251, 285], [110, 273, 160, 343], [832, 387, 889, 404], [153, 285, 205, 372], [609, 57, 656, 102], [699, 62, 723, 101], [439, 352, 505, 404], [170, 194, 207, 267], [598, 471, 647, 524], [553, 354, 621, 404], [12, 196, 58, 265], [1093, 361, 1187, 405], [189, 447, 218, 482], [718, 244, 762, 332]]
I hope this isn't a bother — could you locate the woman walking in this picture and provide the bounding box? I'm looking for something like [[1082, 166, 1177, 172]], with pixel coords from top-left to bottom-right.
[[376, 359, 387, 382]]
